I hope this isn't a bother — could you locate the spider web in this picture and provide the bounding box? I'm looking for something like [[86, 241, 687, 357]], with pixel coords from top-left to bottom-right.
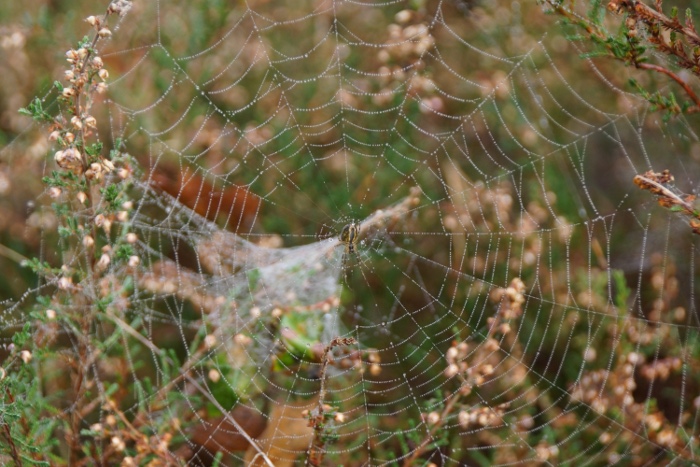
[[2, 0, 700, 465]]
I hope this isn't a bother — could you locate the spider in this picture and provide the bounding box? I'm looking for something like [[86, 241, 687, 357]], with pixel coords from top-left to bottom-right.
[[339, 222, 360, 254]]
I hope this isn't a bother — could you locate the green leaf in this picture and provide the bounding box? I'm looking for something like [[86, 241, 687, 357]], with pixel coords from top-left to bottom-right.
[[18, 97, 53, 123]]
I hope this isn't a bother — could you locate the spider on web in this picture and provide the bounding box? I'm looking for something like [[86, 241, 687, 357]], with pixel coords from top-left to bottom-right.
[[339, 222, 360, 255], [339, 222, 361, 283]]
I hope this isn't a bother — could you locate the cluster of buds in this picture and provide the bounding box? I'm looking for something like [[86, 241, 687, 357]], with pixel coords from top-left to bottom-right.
[[54, 147, 83, 174], [489, 277, 526, 321], [582, 354, 686, 455], [107, 0, 133, 17], [85, 157, 115, 180], [457, 402, 508, 429], [372, 11, 440, 108], [63, 46, 109, 98], [378, 15, 435, 65], [444, 337, 499, 387], [639, 356, 682, 381], [50, 8, 120, 178]]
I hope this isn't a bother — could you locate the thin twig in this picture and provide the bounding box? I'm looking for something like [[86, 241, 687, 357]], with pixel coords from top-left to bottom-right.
[[634, 174, 696, 212], [636, 63, 700, 111]]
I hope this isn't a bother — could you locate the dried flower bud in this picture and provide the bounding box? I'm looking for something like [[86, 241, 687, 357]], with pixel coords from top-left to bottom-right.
[[98, 68, 109, 80], [234, 333, 252, 345], [71, 116, 83, 130], [64, 69, 75, 81], [250, 306, 261, 319], [125, 232, 138, 243], [102, 158, 115, 171], [48, 130, 60, 142], [127, 255, 140, 267], [86, 15, 98, 26], [20, 350, 32, 364], [46, 309, 56, 319], [102, 218, 112, 234], [64, 132, 75, 144], [204, 334, 217, 349], [444, 363, 459, 378], [426, 411, 440, 425], [458, 410, 470, 428], [76, 191, 87, 204], [84, 116, 97, 128], [82, 235, 95, 248], [76, 48, 88, 60], [62, 87, 76, 98], [105, 414, 117, 426], [55, 148, 83, 172], [98, 28, 112, 38], [117, 167, 129, 179], [96, 253, 111, 270], [95, 82, 108, 94], [208, 369, 221, 383], [122, 201, 133, 210], [58, 276, 73, 290], [111, 436, 125, 452], [94, 214, 105, 227], [91, 56, 103, 68], [446, 346, 458, 362], [48, 187, 62, 199], [395, 10, 413, 24], [335, 412, 346, 423], [627, 352, 642, 365], [369, 363, 381, 376], [116, 211, 128, 222]]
